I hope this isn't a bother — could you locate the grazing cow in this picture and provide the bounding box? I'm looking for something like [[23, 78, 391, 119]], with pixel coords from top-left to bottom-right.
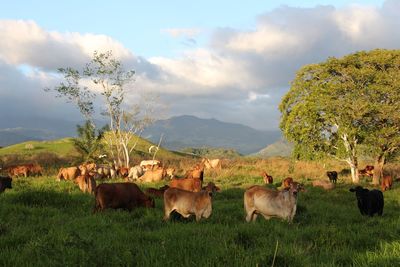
[[57, 167, 80, 181], [244, 182, 304, 223], [26, 164, 43, 176], [261, 172, 273, 184], [96, 165, 117, 179], [75, 175, 96, 194], [8, 165, 29, 177], [145, 185, 170, 198], [94, 183, 155, 212], [127, 165, 144, 181], [139, 167, 167, 183], [169, 177, 202, 192], [312, 180, 335, 190], [163, 183, 220, 221], [201, 158, 222, 170], [0, 176, 12, 193], [359, 165, 374, 177], [349, 186, 384, 217], [326, 171, 338, 183], [381, 175, 393, 191], [140, 160, 161, 171], [282, 177, 294, 189]]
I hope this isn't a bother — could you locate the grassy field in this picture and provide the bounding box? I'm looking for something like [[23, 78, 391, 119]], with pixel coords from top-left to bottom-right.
[[1, 160, 399, 266]]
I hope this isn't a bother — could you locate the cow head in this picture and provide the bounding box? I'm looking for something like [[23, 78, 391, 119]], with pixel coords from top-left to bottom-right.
[[0, 176, 12, 191]]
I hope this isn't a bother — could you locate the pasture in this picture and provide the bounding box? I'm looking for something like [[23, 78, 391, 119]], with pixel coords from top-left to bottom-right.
[[1, 158, 399, 267]]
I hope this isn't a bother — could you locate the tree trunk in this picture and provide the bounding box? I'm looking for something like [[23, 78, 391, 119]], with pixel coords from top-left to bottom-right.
[[349, 161, 359, 184], [372, 154, 385, 185]]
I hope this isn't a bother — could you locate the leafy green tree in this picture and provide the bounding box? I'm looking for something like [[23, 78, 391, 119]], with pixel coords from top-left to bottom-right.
[[73, 121, 104, 162], [280, 49, 400, 184], [47, 51, 155, 168]]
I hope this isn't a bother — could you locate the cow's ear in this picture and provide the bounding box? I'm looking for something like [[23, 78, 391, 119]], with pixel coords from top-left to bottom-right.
[[208, 191, 213, 197]]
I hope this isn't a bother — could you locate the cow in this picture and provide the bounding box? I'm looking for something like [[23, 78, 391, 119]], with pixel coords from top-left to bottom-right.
[[94, 183, 155, 212], [326, 171, 338, 183], [78, 162, 97, 175], [96, 165, 117, 179], [359, 165, 374, 177], [127, 165, 144, 181], [165, 167, 176, 180], [202, 182, 221, 192], [163, 183, 220, 221], [261, 172, 273, 184], [0, 176, 12, 193], [139, 167, 167, 183], [75, 175, 96, 194], [281, 177, 294, 189], [201, 158, 222, 170], [145, 185, 170, 198], [169, 177, 202, 192], [185, 165, 204, 181], [349, 186, 384, 217], [118, 167, 129, 178], [381, 175, 393, 191], [8, 165, 29, 177], [26, 164, 43, 176], [312, 180, 335, 190], [57, 167, 80, 181], [244, 182, 304, 223], [140, 160, 161, 171]]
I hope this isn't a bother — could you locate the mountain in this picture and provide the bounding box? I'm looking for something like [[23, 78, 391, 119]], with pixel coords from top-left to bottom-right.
[[251, 139, 293, 158], [142, 115, 281, 154]]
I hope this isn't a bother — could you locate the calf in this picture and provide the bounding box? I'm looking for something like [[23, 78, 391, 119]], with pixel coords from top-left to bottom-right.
[[163, 183, 219, 221], [349, 186, 383, 217], [326, 171, 338, 183], [57, 167, 80, 181], [0, 176, 12, 193], [312, 180, 335, 190], [244, 182, 304, 223], [145, 185, 170, 198], [75, 175, 96, 194], [381, 175, 393, 191], [94, 183, 155, 212], [261, 172, 273, 184], [139, 167, 167, 182]]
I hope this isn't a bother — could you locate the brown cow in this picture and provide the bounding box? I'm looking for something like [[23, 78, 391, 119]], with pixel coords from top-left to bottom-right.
[[202, 182, 221, 192], [118, 167, 129, 178], [78, 162, 97, 175], [26, 164, 43, 176], [145, 185, 170, 198], [169, 177, 202, 192], [163, 183, 220, 221], [8, 165, 29, 177], [75, 175, 96, 194], [94, 183, 155, 212], [185, 165, 204, 181], [282, 177, 294, 189], [244, 182, 304, 223], [381, 175, 393, 191], [359, 165, 374, 177], [261, 172, 273, 184], [57, 167, 80, 181], [0, 176, 12, 193]]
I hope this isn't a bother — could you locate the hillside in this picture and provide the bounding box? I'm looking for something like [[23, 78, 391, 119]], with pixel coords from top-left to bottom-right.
[[251, 139, 293, 158], [143, 115, 281, 155]]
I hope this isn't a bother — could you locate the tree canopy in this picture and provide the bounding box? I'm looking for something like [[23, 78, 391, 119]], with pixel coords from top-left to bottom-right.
[[279, 49, 400, 183]]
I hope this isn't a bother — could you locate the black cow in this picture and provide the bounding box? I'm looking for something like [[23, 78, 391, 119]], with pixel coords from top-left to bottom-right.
[[326, 171, 338, 183], [349, 186, 384, 217], [0, 176, 12, 193]]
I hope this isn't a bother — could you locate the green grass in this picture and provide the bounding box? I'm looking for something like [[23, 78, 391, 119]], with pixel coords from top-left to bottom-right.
[[0, 175, 399, 266]]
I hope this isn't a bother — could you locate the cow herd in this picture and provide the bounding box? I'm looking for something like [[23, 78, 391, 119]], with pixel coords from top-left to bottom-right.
[[0, 160, 396, 223]]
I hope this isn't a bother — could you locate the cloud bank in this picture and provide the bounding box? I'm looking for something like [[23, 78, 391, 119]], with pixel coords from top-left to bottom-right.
[[0, 1, 399, 130]]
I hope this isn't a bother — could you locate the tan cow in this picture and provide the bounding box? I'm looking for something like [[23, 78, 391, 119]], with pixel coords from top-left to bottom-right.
[[57, 167, 80, 181], [139, 167, 167, 183], [140, 160, 161, 171], [244, 182, 304, 223], [169, 177, 202, 192], [163, 183, 219, 221], [78, 162, 97, 175], [201, 158, 222, 170], [127, 165, 144, 181], [75, 175, 96, 194]]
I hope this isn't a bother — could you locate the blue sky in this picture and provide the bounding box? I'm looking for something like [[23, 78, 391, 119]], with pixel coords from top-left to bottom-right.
[[0, 0, 397, 132]]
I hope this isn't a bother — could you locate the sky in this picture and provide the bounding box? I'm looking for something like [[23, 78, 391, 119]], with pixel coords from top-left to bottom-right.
[[0, 0, 398, 131]]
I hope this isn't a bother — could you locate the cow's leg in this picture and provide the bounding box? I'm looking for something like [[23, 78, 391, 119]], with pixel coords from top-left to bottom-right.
[[261, 214, 272, 221]]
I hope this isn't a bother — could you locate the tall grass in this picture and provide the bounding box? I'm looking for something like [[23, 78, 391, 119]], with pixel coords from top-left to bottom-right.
[[1, 157, 399, 267]]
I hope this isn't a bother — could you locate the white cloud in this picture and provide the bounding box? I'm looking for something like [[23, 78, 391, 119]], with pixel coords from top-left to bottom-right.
[[161, 28, 202, 38]]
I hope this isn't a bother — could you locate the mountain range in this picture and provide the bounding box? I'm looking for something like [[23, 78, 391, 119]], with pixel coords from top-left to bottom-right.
[[0, 115, 285, 155]]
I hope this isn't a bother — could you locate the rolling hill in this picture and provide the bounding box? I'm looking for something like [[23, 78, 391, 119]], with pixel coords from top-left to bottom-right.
[[251, 139, 293, 158]]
